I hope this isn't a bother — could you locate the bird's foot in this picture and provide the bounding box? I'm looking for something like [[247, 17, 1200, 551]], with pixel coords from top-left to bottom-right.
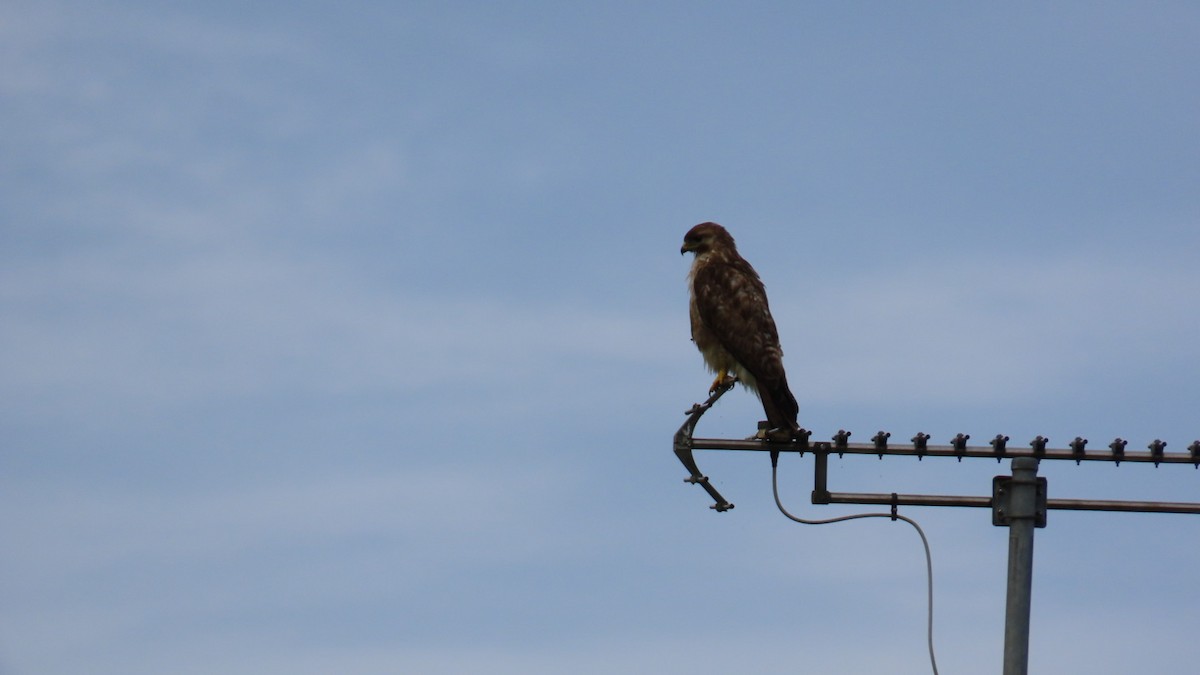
[[753, 422, 799, 443], [764, 427, 795, 443], [709, 374, 737, 394]]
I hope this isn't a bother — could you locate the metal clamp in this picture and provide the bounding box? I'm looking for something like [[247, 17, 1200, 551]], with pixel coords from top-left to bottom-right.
[[993, 472, 1048, 528]]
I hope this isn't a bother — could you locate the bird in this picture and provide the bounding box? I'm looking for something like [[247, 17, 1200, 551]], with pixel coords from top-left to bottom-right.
[[681, 222, 799, 438]]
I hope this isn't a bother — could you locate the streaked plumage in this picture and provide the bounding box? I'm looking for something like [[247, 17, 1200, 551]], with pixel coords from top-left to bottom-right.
[[681, 222, 799, 436]]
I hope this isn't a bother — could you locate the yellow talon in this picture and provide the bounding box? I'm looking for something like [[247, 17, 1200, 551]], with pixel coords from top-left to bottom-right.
[[709, 369, 734, 394]]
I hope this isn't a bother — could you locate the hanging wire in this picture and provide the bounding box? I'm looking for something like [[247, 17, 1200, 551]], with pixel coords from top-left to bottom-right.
[[771, 452, 939, 675]]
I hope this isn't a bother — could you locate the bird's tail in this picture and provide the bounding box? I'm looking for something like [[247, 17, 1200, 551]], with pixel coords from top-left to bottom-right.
[[758, 375, 800, 435]]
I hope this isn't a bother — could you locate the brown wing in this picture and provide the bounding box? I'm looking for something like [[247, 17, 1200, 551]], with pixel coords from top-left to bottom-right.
[[694, 259, 799, 430]]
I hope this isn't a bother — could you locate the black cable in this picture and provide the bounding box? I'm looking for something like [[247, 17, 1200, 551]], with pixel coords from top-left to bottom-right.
[[771, 453, 939, 675]]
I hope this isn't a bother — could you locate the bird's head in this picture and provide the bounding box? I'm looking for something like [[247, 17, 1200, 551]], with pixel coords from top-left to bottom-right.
[[680, 221, 735, 258]]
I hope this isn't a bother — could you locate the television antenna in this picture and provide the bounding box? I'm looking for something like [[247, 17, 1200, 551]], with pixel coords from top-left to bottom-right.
[[674, 380, 1200, 675]]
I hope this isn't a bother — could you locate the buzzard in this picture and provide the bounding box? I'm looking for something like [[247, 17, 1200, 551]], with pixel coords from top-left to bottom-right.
[[681, 222, 799, 437]]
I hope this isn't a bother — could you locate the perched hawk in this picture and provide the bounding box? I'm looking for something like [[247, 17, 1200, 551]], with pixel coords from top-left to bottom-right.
[[681, 222, 799, 437]]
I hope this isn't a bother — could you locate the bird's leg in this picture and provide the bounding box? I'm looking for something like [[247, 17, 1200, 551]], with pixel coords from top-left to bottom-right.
[[709, 369, 736, 394]]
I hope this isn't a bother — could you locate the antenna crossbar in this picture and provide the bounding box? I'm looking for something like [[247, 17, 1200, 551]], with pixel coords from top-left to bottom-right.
[[673, 383, 1200, 675], [688, 437, 1200, 465]]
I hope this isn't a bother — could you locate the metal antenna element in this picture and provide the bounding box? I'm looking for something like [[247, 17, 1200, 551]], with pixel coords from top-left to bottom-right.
[[952, 433, 970, 461], [673, 391, 1200, 675]]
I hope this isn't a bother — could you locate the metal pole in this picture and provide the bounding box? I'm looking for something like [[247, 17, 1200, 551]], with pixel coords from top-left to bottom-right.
[[1003, 457, 1039, 675]]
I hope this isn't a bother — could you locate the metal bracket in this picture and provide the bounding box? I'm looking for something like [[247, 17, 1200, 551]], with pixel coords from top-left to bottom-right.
[[673, 380, 738, 512], [992, 474, 1048, 528]]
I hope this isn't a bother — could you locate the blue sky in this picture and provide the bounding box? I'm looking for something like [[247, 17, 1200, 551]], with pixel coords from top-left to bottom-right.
[[2, 2, 1199, 673]]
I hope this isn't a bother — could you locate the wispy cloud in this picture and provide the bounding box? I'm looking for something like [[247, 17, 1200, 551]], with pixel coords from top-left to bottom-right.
[[3, 3, 1198, 674], [1, 238, 685, 429]]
